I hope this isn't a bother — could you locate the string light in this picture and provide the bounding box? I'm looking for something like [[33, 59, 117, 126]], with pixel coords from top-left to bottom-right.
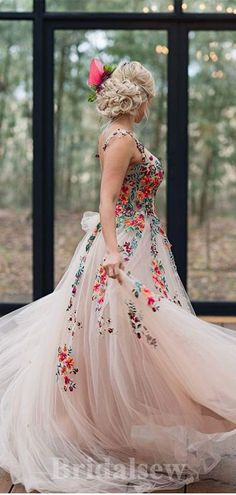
[[209, 51, 218, 61], [197, 51, 219, 63], [211, 70, 224, 78], [155, 45, 169, 55], [151, 4, 157, 12], [143, 2, 236, 15], [199, 3, 206, 10]]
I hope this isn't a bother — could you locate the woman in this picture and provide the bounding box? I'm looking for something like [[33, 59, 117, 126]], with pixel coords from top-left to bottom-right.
[[0, 58, 236, 493]]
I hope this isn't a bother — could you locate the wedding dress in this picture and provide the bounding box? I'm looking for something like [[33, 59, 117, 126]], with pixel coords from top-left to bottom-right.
[[1, 126, 236, 494]]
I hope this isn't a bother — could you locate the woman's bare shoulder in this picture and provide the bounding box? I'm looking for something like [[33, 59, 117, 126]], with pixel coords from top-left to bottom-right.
[[98, 127, 136, 153]]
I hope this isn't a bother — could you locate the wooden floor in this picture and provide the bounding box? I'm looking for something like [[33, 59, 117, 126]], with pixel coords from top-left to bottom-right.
[[1, 321, 236, 494]]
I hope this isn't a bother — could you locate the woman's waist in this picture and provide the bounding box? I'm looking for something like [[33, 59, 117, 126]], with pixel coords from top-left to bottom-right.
[[115, 199, 156, 217], [115, 206, 162, 231]]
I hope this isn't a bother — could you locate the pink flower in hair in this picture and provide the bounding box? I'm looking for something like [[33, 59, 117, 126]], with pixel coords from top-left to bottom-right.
[[87, 57, 117, 102], [87, 58, 105, 86]]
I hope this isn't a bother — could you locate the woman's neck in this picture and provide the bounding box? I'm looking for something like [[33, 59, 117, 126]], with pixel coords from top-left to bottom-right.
[[108, 115, 135, 131]]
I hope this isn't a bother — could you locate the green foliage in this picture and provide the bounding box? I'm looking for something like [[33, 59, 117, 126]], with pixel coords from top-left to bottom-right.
[[87, 86, 97, 102], [103, 63, 117, 73]]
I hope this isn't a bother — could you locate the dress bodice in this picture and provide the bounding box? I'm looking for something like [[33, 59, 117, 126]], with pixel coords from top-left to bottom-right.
[[115, 148, 164, 219], [96, 127, 164, 223]]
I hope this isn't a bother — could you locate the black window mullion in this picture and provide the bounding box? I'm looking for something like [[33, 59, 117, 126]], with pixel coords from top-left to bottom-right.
[[167, 23, 189, 289], [174, 0, 182, 15], [33, 0, 54, 299]]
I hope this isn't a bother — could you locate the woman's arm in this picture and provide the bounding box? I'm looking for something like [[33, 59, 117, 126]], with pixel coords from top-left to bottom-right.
[[99, 134, 134, 284]]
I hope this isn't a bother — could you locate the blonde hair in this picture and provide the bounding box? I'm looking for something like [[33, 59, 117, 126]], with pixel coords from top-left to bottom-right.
[[95, 60, 156, 120]]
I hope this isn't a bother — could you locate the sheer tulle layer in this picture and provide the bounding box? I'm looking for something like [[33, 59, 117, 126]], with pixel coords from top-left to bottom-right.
[[0, 211, 236, 493]]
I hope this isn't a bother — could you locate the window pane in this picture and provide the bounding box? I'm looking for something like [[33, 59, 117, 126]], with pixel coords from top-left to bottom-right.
[[54, 29, 167, 287], [0, 21, 33, 303], [48, 0, 173, 13], [188, 31, 236, 302], [182, 1, 236, 13], [0, 0, 32, 11]]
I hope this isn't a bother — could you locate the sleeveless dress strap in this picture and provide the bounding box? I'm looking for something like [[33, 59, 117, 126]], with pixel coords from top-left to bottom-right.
[[100, 127, 146, 163]]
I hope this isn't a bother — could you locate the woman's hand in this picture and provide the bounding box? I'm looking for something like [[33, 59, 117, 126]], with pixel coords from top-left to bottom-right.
[[102, 251, 125, 285]]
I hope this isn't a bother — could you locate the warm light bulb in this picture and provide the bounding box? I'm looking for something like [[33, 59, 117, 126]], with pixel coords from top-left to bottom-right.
[[168, 4, 174, 11], [209, 51, 218, 61], [199, 3, 206, 10], [226, 7, 233, 13], [212, 70, 224, 78], [182, 2, 188, 10], [216, 4, 223, 12], [143, 6, 149, 13], [151, 4, 158, 12], [155, 45, 169, 55]]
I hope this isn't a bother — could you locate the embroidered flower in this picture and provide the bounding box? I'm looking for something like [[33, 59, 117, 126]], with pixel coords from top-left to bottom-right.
[[67, 309, 83, 336], [151, 258, 169, 298], [125, 300, 158, 348], [124, 213, 145, 232], [57, 222, 102, 391], [129, 276, 161, 312], [92, 263, 108, 308], [97, 315, 117, 335], [56, 344, 79, 392]]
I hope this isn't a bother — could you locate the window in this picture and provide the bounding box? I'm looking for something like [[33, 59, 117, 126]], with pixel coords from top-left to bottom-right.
[[182, 1, 236, 13], [47, 0, 174, 13], [53, 29, 168, 286], [0, 20, 33, 303], [0, 0, 32, 11], [188, 31, 236, 301]]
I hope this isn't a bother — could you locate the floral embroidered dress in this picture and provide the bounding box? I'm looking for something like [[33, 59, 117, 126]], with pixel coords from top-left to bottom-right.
[[1, 128, 236, 493]]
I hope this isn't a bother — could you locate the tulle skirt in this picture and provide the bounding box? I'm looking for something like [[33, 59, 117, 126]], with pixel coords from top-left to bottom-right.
[[0, 210, 236, 493]]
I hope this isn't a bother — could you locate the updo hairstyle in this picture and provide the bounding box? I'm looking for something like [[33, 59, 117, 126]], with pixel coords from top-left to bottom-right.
[[95, 60, 156, 120]]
